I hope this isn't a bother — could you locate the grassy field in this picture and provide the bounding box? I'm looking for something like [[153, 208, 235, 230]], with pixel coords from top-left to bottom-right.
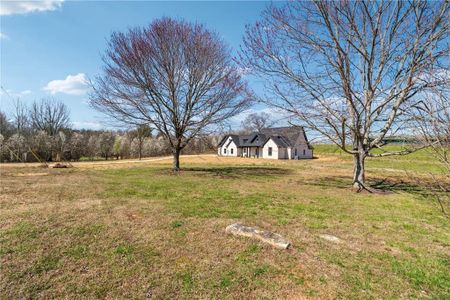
[[1, 147, 449, 299]]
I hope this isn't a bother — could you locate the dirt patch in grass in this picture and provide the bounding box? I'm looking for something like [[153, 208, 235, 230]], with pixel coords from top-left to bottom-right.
[[13, 172, 50, 177]]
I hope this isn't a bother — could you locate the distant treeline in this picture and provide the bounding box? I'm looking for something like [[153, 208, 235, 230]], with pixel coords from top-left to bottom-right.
[[0, 99, 219, 163], [0, 124, 219, 163]]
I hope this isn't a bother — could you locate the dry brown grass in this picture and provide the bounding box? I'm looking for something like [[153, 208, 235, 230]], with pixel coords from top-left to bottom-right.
[[1, 153, 449, 299]]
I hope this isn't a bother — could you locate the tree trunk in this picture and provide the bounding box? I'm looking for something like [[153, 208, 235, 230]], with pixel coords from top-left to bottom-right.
[[173, 147, 181, 171], [352, 152, 366, 191]]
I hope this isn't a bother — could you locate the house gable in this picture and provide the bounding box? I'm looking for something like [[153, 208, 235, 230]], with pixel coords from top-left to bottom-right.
[[261, 138, 279, 159], [219, 136, 239, 156], [218, 135, 240, 148]]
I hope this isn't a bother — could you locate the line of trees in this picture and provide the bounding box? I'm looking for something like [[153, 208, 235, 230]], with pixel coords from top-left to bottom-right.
[[0, 99, 219, 163], [2, 8, 448, 192]]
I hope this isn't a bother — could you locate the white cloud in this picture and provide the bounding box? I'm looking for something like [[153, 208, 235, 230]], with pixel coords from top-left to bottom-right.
[[19, 90, 32, 96], [0, 0, 64, 16], [43, 73, 89, 95], [0, 88, 32, 98], [0, 32, 9, 40]]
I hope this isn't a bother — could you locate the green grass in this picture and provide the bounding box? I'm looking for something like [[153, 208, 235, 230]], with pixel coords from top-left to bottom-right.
[[114, 244, 135, 257], [0, 149, 448, 299], [31, 255, 61, 274], [170, 220, 184, 228], [94, 153, 448, 298], [314, 144, 446, 174]]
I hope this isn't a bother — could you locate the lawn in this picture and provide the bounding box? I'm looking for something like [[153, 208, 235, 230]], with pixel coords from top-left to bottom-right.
[[0, 147, 449, 299]]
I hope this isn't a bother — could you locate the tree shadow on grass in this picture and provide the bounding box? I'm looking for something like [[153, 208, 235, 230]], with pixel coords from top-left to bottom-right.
[[182, 166, 293, 179], [303, 175, 431, 195], [370, 178, 428, 194], [302, 176, 351, 189]]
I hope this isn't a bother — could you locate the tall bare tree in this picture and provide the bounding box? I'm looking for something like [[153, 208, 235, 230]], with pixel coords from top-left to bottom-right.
[[413, 85, 450, 172], [90, 17, 250, 170], [130, 124, 151, 160], [97, 132, 115, 160], [29, 98, 70, 137], [29, 98, 70, 161], [241, 112, 274, 133], [12, 98, 28, 136], [0, 111, 14, 139], [9, 99, 29, 161], [411, 83, 449, 217], [240, 1, 449, 191]]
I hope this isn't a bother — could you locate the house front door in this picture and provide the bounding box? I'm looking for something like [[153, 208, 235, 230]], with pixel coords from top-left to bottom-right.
[[256, 148, 259, 157]]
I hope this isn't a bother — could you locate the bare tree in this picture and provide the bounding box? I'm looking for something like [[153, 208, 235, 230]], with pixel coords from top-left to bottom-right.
[[66, 132, 86, 161], [240, 1, 449, 191], [9, 99, 29, 161], [0, 111, 14, 139], [411, 84, 449, 217], [241, 112, 274, 133], [87, 135, 98, 160], [120, 135, 132, 159], [413, 87, 449, 172], [31, 131, 52, 161], [130, 124, 151, 160], [0, 133, 6, 162], [113, 135, 123, 160], [97, 132, 115, 160], [6, 133, 26, 162], [29, 98, 70, 161], [29, 98, 70, 136], [11, 98, 28, 136], [90, 17, 250, 171]]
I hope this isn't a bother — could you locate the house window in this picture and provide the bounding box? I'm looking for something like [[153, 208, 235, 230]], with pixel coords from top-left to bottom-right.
[[224, 149, 227, 154], [303, 149, 306, 155], [268, 147, 272, 156], [231, 148, 234, 154], [295, 148, 297, 156], [244, 148, 247, 153]]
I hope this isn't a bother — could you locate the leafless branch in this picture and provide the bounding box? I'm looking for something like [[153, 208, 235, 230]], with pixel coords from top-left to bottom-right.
[[240, 0, 449, 189], [90, 18, 251, 170]]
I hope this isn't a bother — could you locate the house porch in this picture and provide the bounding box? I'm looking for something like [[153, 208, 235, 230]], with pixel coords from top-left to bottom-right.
[[241, 146, 262, 158]]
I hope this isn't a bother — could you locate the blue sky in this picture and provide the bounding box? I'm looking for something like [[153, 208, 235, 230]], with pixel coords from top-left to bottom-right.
[[1, 1, 277, 130]]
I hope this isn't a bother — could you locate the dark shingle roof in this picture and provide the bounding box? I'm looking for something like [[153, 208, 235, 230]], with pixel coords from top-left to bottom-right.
[[218, 135, 240, 147], [219, 126, 311, 149], [238, 134, 254, 146], [240, 133, 268, 147], [261, 126, 311, 149], [267, 135, 291, 148], [217, 136, 228, 147]]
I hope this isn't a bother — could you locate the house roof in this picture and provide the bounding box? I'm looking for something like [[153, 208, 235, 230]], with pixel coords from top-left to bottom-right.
[[240, 133, 268, 147], [265, 135, 291, 148], [217, 136, 227, 147], [218, 133, 269, 148], [218, 126, 311, 149], [261, 126, 312, 149], [217, 134, 239, 147]]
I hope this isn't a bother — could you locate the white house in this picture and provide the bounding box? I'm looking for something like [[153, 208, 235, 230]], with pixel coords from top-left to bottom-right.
[[217, 126, 313, 160]]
